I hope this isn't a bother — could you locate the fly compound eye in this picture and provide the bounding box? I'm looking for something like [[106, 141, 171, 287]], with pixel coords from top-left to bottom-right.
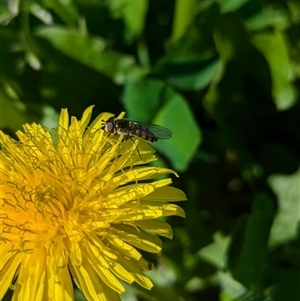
[[105, 119, 115, 133]]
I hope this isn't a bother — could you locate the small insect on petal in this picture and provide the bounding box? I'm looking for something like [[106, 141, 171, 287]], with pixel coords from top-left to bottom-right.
[[103, 117, 172, 143]]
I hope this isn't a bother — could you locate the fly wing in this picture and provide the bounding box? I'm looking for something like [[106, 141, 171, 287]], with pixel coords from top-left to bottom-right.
[[135, 123, 172, 139]]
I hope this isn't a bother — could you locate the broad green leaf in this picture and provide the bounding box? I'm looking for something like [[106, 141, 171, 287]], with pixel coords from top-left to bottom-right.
[[34, 25, 106, 52], [268, 169, 300, 246], [0, 0, 19, 25], [252, 31, 296, 110], [145, 265, 182, 301], [227, 215, 249, 277], [199, 233, 229, 268], [124, 79, 165, 122], [219, 272, 247, 301], [153, 89, 201, 171], [34, 26, 136, 83], [171, 0, 198, 42], [108, 0, 148, 41], [236, 193, 275, 288], [157, 54, 221, 91]]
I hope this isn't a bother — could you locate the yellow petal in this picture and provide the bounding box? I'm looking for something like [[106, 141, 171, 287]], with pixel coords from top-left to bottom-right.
[[58, 108, 69, 133], [133, 219, 173, 238], [0, 252, 23, 300], [79, 105, 94, 134]]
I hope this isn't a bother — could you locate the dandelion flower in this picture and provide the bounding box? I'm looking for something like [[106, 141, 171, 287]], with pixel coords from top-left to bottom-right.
[[0, 106, 186, 301]]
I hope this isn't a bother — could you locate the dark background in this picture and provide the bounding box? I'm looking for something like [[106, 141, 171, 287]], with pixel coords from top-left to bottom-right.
[[1, 0, 300, 300]]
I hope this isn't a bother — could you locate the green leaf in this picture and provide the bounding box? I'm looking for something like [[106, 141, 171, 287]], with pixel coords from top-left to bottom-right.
[[219, 0, 251, 13], [238, 193, 274, 288], [29, 2, 54, 25], [171, 0, 199, 42], [252, 31, 296, 110], [152, 90, 202, 171], [199, 232, 229, 269], [157, 54, 221, 91], [0, 0, 19, 25], [108, 0, 148, 41], [219, 272, 247, 301], [227, 215, 249, 276], [34, 26, 136, 83], [268, 169, 300, 246], [124, 79, 165, 122]]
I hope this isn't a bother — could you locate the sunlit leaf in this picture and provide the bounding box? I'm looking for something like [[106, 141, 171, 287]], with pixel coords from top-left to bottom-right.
[[171, 0, 198, 42], [220, 0, 251, 13], [108, 0, 148, 41], [29, 2, 54, 25], [218, 272, 248, 301], [199, 232, 229, 268], [34, 26, 136, 83], [252, 31, 296, 110], [0, 0, 19, 25], [268, 169, 300, 246]]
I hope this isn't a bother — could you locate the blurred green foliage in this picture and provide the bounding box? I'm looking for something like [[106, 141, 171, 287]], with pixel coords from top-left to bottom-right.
[[1, 0, 300, 300]]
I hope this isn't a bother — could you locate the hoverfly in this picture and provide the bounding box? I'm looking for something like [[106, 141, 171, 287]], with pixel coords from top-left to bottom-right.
[[104, 117, 172, 143]]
